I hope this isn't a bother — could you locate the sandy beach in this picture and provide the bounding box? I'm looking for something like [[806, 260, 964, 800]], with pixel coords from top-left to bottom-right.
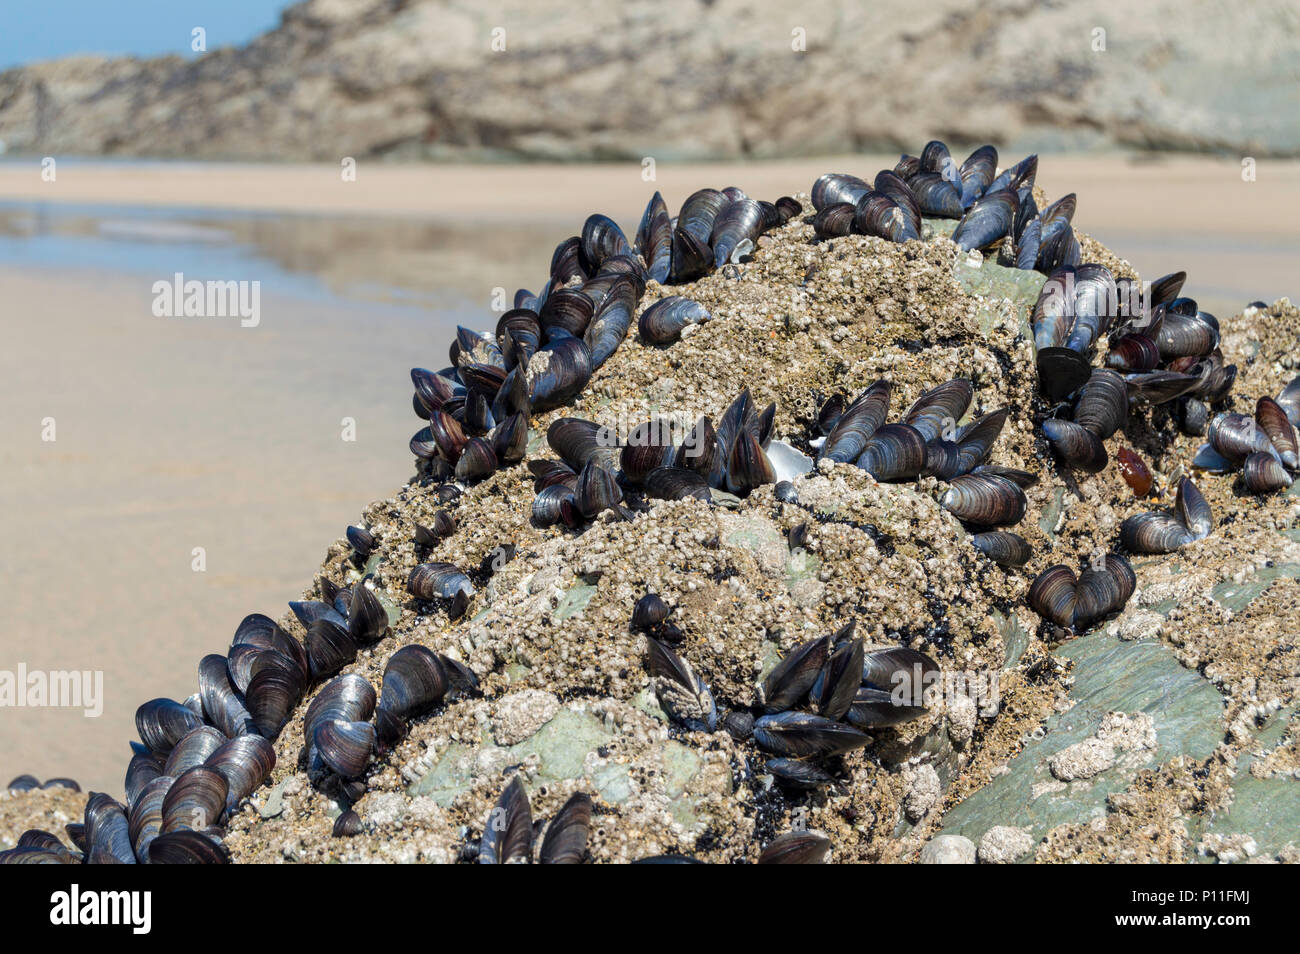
[[0, 154, 1296, 794]]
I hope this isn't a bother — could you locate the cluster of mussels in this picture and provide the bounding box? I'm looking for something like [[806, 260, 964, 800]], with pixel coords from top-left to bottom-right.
[[0, 570, 477, 863], [407, 187, 799, 485], [811, 140, 1079, 274], [639, 605, 938, 793], [1191, 380, 1300, 494], [1034, 266, 1234, 447], [813, 378, 1035, 567], [528, 389, 807, 528]]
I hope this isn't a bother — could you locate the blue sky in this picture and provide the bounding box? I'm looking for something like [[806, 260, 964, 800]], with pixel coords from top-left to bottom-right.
[[0, 1, 293, 69]]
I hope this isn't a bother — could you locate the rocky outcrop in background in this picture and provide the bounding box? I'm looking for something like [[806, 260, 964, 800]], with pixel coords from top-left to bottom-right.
[[1, 0, 1298, 161]]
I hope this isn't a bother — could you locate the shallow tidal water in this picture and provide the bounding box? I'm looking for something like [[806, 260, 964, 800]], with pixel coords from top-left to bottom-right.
[[0, 155, 1294, 792]]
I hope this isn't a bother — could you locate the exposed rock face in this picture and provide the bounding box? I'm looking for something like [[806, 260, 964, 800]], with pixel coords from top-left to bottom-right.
[[1, 0, 1297, 161]]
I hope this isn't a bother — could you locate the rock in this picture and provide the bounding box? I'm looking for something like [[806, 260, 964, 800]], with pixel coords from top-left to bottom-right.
[[919, 834, 977, 864], [491, 690, 560, 745], [1049, 737, 1117, 782], [977, 825, 1035, 864], [947, 694, 978, 749], [1, 0, 1297, 161], [903, 763, 941, 822], [1096, 711, 1158, 754]]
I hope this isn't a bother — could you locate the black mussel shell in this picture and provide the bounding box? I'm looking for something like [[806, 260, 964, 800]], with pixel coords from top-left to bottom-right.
[[858, 423, 927, 481], [758, 830, 831, 865], [811, 173, 870, 211], [348, 583, 389, 645], [922, 439, 962, 480], [954, 408, 1009, 474], [575, 459, 623, 518], [760, 635, 830, 713], [722, 710, 754, 741], [547, 417, 619, 473], [621, 420, 677, 484], [1243, 451, 1292, 494], [903, 378, 973, 442], [910, 172, 964, 218], [726, 429, 776, 495], [135, 699, 204, 758], [197, 655, 256, 739], [1107, 333, 1161, 372], [313, 720, 375, 779], [774, 196, 803, 223], [1208, 411, 1274, 465], [84, 792, 136, 864], [526, 334, 593, 411], [147, 829, 229, 864], [951, 190, 1017, 251], [646, 638, 717, 732], [632, 594, 671, 630], [1027, 565, 1077, 628], [333, 810, 364, 838], [584, 274, 637, 370], [205, 734, 276, 813], [1120, 511, 1191, 555], [380, 645, 448, 719], [303, 673, 376, 751], [1072, 554, 1135, 631], [854, 191, 917, 242], [1174, 477, 1213, 539], [940, 473, 1027, 527], [538, 792, 592, 864], [127, 776, 170, 861], [969, 464, 1038, 488], [479, 775, 533, 864], [245, 658, 307, 740], [958, 144, 997, 207], [1257, 396, 1299, 469], [644, 465, 712, 503], [1177, 397, 1210, 436], [635, 191, 673, 284], [163, 725, 225, 778], [767, 758, 837, 791], [407, 562, 475, 601], [811, 637, 865, 721], [346, 525, 375, 560], [454, 436, 498, 482], [972, 531, 1032, 568], [812, 202, 855, 238], [532, 483, 579, 527], [1073, 369, 1128, 441], [160, 766, 228, 834], [860, 646, 938, 695], [1124, 370, 1200, 405], [1156, 308, 1219, 360], [1036, 347, 1093, 403], [752, 712, 869, 759], [818, 381, 891, 464], [306, 619, 358, 682], [580, 213, 631, 273], [844, 685, 926, 728], [1042, 419, 1108, 473], [710, 197, 766, 267]]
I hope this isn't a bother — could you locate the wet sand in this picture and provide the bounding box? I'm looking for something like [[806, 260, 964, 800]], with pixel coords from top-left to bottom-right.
[[0, 154, 1295, 792], [2, 153, 1295, 314]]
